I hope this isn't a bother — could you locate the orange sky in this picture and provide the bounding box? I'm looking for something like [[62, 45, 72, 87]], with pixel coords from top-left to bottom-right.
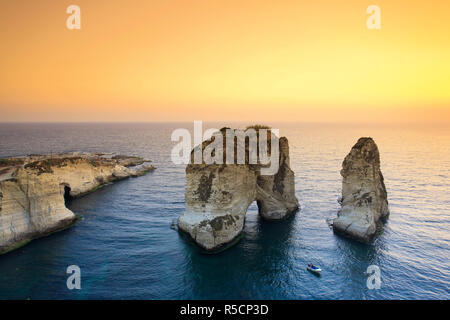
[[1, 0, 449, 123]]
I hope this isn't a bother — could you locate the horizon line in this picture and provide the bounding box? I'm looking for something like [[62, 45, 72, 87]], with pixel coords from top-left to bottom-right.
[[1, 120, 449, 126]]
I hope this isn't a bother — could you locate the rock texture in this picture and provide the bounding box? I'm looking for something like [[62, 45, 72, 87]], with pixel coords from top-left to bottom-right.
[[0, 153, 155, 254], [178, 127, 299, 252], [333, 137, 389, 242]]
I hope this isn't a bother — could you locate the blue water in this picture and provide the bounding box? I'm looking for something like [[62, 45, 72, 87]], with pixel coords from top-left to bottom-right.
[[0, 122, 449, 299]]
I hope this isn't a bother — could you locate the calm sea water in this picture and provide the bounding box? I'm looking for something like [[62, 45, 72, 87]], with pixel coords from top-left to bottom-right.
[[0, 122, 448, 300]]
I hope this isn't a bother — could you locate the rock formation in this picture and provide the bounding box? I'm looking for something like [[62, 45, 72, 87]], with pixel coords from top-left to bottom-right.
[[333, 137, 389, 242], [0, 153, 155, 254], [178, 127, 299, 252]]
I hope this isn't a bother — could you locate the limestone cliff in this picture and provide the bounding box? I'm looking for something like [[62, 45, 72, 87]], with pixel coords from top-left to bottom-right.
[[332, 137, 389, 242], [178, 127, 299, 252], [0, 153, 155, 254]]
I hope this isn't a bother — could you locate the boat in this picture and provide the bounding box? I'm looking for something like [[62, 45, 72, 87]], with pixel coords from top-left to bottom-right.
[[307, 264, 322, 274]]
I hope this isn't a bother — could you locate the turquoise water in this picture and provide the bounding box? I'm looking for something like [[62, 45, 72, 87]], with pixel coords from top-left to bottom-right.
[[0, 122, 449, 299]]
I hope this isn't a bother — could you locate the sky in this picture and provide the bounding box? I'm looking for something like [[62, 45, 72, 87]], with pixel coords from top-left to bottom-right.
[[1, 0, 449, 123]]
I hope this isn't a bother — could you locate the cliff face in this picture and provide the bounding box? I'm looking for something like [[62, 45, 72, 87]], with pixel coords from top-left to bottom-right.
[[178, 128, 299, 252], [0, 153, 154, 254], [332, 138, 389, 242]]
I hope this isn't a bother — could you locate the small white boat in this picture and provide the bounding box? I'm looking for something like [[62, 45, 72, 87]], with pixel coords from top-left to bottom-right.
[[307, 264, 322, 274]]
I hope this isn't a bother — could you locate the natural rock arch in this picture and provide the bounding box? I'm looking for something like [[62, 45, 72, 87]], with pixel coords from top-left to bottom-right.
[[178, 128, 299, 252]]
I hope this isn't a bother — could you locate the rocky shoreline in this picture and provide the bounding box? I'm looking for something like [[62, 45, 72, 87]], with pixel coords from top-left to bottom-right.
[[0, 152, 155, 254], [0, 134, 390, 256]]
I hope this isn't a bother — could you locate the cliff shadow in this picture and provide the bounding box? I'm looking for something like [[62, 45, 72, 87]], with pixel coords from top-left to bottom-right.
[[62, 184, 73, 204]]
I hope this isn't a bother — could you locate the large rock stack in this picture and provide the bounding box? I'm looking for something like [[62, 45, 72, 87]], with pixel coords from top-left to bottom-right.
[[333, 137, 389, 242], [178, 127, 299, 252]]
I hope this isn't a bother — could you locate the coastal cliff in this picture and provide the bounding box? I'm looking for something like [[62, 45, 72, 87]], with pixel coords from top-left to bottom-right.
[[178, 127, 299, 252], [0, 153, 155, 254], [332, 137, 389, 242]]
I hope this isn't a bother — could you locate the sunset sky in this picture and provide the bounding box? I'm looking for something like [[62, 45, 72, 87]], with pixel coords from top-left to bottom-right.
[[1, 0, 449, 123]]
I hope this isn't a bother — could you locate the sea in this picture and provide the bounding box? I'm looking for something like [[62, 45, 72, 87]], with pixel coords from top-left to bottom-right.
[[0, 122, 448, 299]]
